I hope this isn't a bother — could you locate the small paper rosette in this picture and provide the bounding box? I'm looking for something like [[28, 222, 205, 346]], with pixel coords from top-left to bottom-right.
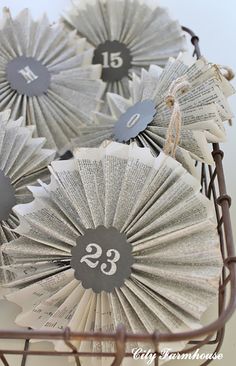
[[3, 142, 222, 360], [0, 110, 55, 282], [72, 53, 235, 173], [0, 8, 105, 151], [62, 0, 186, 98]]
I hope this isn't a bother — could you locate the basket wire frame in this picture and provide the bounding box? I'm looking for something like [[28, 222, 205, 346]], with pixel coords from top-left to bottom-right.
[[0, 26, 236, 366]]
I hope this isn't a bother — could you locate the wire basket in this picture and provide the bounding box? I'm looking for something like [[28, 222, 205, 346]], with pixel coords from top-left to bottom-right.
[[0, 27, 236, 366]]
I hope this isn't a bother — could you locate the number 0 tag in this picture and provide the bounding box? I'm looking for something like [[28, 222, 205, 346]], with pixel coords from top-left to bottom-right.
[[113, 100, 156, 142]]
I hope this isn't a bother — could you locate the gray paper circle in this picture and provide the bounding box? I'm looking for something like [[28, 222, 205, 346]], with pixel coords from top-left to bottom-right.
[[6, 56, 51, 97], [0, 170, 16, 221], [92, 40, 132, 82], [71, 226, 134, 293], [113, 100, 156, 142]]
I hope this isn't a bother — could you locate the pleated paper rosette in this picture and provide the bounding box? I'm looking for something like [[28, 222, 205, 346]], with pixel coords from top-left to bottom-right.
[[0, 8, 105, 151], [62, 0, 186, 99], [0, 110, 55, 283], [2, 141, 222, 363], [72, 53, 235, 173]]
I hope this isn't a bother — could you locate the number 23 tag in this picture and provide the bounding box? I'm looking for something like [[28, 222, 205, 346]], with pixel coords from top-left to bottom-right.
[[71, 226, 134, 293]]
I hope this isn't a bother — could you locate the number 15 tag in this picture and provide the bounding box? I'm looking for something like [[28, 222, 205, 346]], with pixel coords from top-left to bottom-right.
[[92, 40, 132, 82]]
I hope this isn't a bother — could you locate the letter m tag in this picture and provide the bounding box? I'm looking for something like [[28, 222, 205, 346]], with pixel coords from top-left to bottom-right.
[[18, 66, 38, 84]]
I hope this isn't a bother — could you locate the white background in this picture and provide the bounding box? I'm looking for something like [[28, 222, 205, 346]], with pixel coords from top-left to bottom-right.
[[0, 0, 235, 365]]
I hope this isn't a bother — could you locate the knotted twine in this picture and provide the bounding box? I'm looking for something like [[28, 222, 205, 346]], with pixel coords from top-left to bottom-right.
[[163, 76, 191, 158], [217, 64, 235, 82]]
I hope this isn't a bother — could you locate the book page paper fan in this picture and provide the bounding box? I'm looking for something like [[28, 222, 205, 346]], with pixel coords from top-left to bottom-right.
[[72, 53, 235, 173], [62, 0, 186, 99], [0, 8, 105, 152], [2, 142, 222, 362], [0, 110, 56, 283]]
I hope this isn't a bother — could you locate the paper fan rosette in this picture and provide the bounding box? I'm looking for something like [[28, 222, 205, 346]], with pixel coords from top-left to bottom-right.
[[62, 0, 186, 98], [3, 141, 222, 359], [72, 53, 235, 173], [0, 8, 105, 151], [0, 110, 55, 283]]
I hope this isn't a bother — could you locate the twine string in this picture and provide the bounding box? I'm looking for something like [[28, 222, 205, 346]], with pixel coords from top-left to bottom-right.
[[217, 64, 235, 81], [163, 76, 191, 157]]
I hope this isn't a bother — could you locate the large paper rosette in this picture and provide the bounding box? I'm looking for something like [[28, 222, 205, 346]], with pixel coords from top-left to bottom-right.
[[2, 142, 222, 362], [72, 54, 235, 172], [62, 0, 186, 99], [0, 8, 105, 151], [0, 110, 55, 283]]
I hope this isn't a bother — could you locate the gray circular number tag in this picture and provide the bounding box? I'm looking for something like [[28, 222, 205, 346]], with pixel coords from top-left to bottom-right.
[[6, 56, 51, 97], [113, 100, 156, 142], [92, 40, 132, 82], [71, 226, 134, 293], [0, 170, 16, 221]]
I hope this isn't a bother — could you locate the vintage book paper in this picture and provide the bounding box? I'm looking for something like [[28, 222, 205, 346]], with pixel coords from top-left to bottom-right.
[[0, 8, 105, 152], [2, 141, 222, 363], [62, 0, 186, 99], [0, 110, 55, 283], [72, 53, 235, 173]]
